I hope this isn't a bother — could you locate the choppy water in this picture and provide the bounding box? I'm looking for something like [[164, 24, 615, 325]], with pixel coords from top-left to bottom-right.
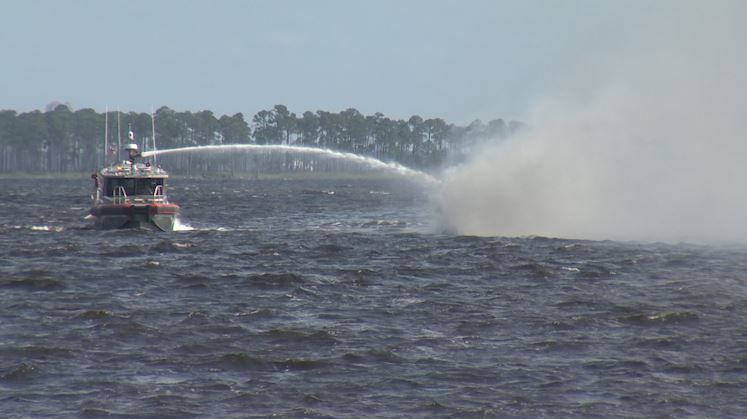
[[1, 176, 747, 417]]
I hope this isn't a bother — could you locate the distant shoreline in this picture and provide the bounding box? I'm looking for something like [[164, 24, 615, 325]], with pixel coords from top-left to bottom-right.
[[0, 172, 91, 180], [0, 171, 427, 181]]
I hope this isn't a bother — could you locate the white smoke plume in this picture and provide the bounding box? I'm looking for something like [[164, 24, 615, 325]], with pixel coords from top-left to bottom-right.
[[436, 1, 747, 243]]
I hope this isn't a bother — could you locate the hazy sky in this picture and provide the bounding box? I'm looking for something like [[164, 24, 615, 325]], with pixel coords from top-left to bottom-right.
[[2, 1, 640, 123]]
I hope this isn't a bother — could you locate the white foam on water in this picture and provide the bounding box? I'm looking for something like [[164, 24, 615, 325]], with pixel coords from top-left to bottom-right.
[[30, 225, 63, 232], [173, 217, 194, 232]]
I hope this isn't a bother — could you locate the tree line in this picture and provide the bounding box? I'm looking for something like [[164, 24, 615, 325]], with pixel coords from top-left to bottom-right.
[[0, 103, 521, 174]]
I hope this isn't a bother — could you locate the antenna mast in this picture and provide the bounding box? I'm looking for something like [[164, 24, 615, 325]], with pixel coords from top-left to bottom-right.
[[117, 108, 121, 162], [104, 105, 108, 166], [151, 106, 158, 165]]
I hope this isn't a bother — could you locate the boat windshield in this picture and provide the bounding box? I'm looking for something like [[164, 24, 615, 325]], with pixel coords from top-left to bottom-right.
[[105, 177, 164, 197]]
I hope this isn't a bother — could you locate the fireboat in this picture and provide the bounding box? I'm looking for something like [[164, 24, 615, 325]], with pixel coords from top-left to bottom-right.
[[89, 128, 179, 231]]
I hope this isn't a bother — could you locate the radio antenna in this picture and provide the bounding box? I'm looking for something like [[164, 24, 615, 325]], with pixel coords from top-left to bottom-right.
[[151, 106, 158, 165], [103, 105, 108, 166], [117, 107, 121, 162]]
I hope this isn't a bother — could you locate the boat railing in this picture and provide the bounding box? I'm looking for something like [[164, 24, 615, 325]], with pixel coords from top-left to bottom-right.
[[113, 186, 128, 204], [103, 185, 167, 205], [152, 185, 167, 202]]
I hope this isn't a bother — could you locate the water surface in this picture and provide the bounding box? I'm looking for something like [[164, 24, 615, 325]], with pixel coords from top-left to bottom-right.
[[1, 177, 746, 417]]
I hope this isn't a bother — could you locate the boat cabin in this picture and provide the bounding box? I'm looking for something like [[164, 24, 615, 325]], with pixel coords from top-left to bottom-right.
[[102, 176, 165, 198]]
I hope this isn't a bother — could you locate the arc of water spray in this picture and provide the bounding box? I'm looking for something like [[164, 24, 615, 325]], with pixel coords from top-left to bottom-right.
[[142, 144, 440, 185]]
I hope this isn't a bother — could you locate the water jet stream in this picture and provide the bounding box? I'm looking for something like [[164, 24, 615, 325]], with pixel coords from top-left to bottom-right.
[[142, 144, 440, 184]]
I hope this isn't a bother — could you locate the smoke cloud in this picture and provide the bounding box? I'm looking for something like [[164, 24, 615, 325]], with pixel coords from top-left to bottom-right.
[[435, 1, 747, 243]]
